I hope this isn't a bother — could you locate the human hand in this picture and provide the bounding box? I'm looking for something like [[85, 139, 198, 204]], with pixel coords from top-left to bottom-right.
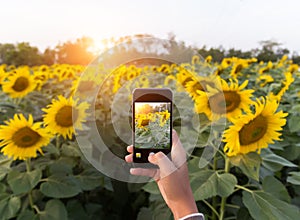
[[125, 130, 199, 220]]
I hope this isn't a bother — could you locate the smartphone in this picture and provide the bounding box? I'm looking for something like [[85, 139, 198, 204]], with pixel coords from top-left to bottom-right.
[[132, 88, 173, 163]]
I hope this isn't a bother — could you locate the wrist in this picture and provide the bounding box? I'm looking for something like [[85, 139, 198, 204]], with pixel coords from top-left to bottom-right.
[[169, 195, 198, 219]]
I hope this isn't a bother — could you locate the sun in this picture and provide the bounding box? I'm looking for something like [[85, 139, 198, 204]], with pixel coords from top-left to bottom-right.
[[42, 95, 90, 139], [223, 98, 288, 156], [0, 114, 52, 160]]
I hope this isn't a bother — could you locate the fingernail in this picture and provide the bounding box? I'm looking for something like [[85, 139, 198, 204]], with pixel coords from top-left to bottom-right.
[[149, 152, 155, 156]]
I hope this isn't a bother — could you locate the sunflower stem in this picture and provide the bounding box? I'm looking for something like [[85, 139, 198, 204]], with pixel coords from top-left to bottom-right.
[[219, 157, 230, 220], [25, 159, 35, 211], [56, 135, 60, 149], [202, 199, 220, 219], [212, 153, 218, 220], [235, 184, 253, 193]]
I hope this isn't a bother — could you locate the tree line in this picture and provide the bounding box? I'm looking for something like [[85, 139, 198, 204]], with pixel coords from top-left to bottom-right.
[[1, 35, 300, 66]]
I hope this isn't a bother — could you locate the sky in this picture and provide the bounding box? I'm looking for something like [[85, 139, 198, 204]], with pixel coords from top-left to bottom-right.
[[1, 0, 300, 53]]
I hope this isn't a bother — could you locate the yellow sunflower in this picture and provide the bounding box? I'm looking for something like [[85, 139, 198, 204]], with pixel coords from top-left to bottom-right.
[[195, 79, 254, 121], [257, 74, 274, 87], [0, 114, 52, 160], [269, 72, 294, 101], [185, 75, 218, 100], [43, 95, 90, 139], [230, 59, 248, 78], [223, 98, 288, 156], [0, 66, 6, 84], [1, 68, 36, 98]]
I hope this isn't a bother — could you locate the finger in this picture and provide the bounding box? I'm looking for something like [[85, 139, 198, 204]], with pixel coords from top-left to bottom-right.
[[125, 154, 133, 163], [127, 145, 133, 153], [148, 152, 177, 178], [171, 129, 187, 167], [130, 168, 157, 179]]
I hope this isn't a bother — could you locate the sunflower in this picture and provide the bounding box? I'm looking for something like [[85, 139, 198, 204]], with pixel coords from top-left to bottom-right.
[[0, 114, 52, 160], [269, 72, 294, 101], [230, 60, 248, 78], [223, 98, 288, 156], [43, 95, 90, 139], [205, 55, 212, 63], [1, 68, 36, 98], [0, 66, 6, 84], [195, 79, 254, 121], [257, 74, 274, 87], [185, 76, 218, 100]]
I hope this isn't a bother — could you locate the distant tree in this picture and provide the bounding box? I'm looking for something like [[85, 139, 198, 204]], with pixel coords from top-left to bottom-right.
[[256, 40, 289, 62], [56, 37, 96, 65], [42, 48, 56, 65], [0, 42, 43, 66], [226, 48, 252, 59], [198, 46, 225, 62], [0, 43, 15, 64]]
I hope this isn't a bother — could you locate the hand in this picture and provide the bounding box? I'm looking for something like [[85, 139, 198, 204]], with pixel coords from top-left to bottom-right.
[[125, 130, 198, 220]]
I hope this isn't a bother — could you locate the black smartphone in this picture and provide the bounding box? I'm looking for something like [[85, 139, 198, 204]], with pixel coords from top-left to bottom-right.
[[132, 88, 173, 163]]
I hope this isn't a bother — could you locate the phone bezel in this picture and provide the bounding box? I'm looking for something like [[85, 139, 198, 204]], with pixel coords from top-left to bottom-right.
[[132, 88, 173, 163]]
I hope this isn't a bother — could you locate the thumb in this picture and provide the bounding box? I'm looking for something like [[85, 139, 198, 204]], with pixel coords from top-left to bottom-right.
[[148, 152, 177, 178]]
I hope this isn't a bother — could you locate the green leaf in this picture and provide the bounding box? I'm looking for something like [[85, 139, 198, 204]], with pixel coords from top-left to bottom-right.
[[75, 169, 103, 191], [39, 199, 68, 220], [261, 149, 297, 171], [7, 169, 42, 194], [17, 210, 38, 220], [49, 162, 72, 175], [61, 143, 82, 157], [262, 176, 290, 202], [40, 174, 82, 198], [0, 183, 6, 193], [287, 172, 300, 185], [229, 152, 261, 181], [288, 115, 300, 133], [66, 200, 89, 220], [237, 207, 254, 220], [43, 143, 60, 156], [0, 194, 21, 220], [0, 155, 13, 181], [142, 181, 160, 194], [242, 190, 300, 220], [192, 171, 237, 200], [137, 207, 153, 220]]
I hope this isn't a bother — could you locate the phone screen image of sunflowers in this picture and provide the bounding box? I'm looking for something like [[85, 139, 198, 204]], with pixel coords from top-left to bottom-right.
[[135, 102, 171, 149]]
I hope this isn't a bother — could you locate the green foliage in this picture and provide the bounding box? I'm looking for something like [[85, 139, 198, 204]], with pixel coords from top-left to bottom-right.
[[7, 169, 42, 194], [191, 171, 237, 200], [242, 190, 299, 220]]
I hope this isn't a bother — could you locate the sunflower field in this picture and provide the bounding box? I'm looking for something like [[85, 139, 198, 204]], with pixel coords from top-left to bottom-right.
[[0, 52, 300, 220]]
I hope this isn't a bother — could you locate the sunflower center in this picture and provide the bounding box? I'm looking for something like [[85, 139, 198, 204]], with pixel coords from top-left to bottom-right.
[[55, 106, 79, 127], [12, 127, 41, 148], [239, 115, 268, 145], [12, 77, 29, 92], [209, 91, 241, 114], [234, 64, 243, 74]]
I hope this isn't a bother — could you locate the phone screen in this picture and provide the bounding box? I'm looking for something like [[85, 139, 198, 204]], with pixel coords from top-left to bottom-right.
[[132, 88, 172, 163], [134, 102, 171, 151]]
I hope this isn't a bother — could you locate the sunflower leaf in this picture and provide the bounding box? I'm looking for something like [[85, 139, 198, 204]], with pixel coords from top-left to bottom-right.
[[38, 199, 68, 220], [0, 155, 13, 181], [262, 176, 291, 203], [288, 115, 300, 133], [287, 172, 300, 185], [7, 169, 42, 194], [229, 152, 261, 181], [191, 171, 237, 200], [40, 174, 82, 198], [242, 190, 300, 220], [261, 149, 297, 171], [0, 194, 21, 220]]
